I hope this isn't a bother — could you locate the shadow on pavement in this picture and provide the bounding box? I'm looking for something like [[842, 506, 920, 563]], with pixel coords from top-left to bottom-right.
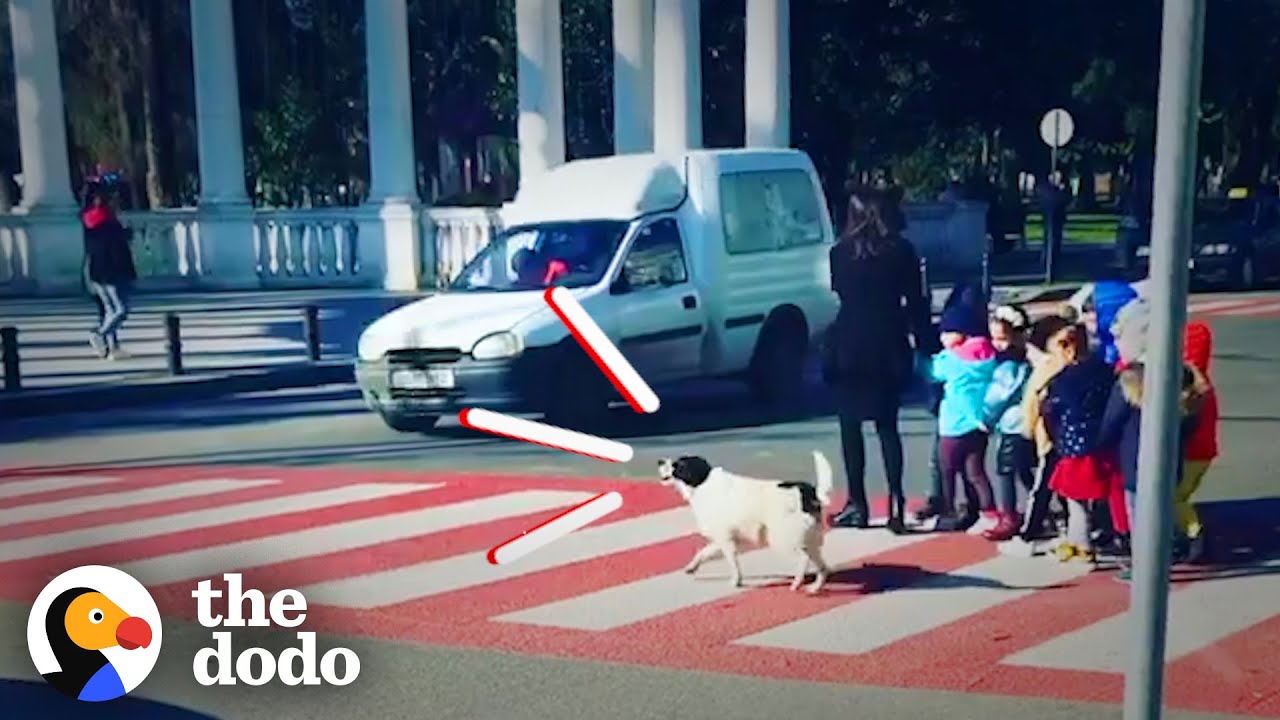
[[0, 679, 219, 719], [0, 387, 370, 444], [828, 563, 1027, 594]]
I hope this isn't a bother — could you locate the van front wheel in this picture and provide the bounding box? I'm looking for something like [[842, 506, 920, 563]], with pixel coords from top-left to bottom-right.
[[543, 345, 612, 430], [748, 319, 808, 415]]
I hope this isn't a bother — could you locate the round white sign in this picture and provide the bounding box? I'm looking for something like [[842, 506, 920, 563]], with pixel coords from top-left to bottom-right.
[[1040, 108, 1075, 148]]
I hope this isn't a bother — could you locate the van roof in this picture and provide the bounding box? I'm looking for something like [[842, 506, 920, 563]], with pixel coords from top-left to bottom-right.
[[501, 148, 813, 226]]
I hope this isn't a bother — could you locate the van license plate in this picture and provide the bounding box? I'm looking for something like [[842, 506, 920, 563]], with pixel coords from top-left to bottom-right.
[[391, 368, 455, 390]]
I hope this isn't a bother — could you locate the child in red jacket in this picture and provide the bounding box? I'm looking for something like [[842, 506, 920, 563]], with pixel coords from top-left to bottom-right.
[[1180, 322, 1218, 563]]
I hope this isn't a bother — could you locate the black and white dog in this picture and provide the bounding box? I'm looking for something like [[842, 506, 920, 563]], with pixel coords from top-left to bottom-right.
[[658, 451, 835, 594]]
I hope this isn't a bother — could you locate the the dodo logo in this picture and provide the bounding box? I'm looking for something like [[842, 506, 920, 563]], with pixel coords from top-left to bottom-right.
[[27, 565, 162, 702]]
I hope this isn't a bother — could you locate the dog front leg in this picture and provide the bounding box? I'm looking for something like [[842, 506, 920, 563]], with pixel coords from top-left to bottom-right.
[[721, 543, 743, 588], [805, 547, 830, 595], [789, 552, 811, 592], [683, 542, 723, 575]]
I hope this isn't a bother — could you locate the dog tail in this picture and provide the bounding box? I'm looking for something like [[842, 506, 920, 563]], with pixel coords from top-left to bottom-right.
[[812, 450, 834, 507]]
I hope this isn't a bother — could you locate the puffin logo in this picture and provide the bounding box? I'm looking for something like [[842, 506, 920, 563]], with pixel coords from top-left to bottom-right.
[[27, 565, 161, 702]]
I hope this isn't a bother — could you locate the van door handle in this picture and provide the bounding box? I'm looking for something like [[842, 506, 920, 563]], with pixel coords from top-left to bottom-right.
[[682, 295, 697, 309]]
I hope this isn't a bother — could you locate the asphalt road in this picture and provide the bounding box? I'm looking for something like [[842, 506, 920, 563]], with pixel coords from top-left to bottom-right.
[[2, 293, 1279, 720]]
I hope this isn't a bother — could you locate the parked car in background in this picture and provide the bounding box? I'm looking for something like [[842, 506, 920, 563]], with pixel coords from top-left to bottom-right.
[[1116, 186, 1280, 289]]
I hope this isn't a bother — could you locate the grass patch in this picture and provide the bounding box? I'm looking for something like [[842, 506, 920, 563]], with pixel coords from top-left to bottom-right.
[[1024, 213, 1119, 246]]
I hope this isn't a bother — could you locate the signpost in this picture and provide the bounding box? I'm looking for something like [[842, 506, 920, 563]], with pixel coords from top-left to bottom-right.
[[1037, 108, 1074, 283], [1039, 108, 1075, 173], [1125, 2, 1206, 720]]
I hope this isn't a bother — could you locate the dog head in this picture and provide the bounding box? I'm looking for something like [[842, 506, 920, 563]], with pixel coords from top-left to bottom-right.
[[657, 455, 714, 489]]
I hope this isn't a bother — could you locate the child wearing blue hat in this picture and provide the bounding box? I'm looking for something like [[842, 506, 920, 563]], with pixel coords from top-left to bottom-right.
[[1091, 279, 1140, 366]]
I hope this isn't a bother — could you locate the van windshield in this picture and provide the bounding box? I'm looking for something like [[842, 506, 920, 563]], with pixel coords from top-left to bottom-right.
[[450, 220, 630, 292]]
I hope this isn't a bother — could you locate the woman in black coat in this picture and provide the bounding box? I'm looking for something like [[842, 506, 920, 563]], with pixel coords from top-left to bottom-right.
[[824, 185, 938, 532], [82, 183, 136, 358]]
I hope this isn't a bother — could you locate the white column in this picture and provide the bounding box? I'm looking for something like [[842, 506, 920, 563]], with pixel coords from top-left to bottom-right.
[[190, 0, 248, 204], [652, 0, 702, 153], [612, 0, 654, 155], [516, 0, 566, 185], [365, 0, 419, 205], [9, 0, 75, 210], [189, 0, 257, 288], [744, 0, 790, 148], [8, 0, 80, 293], [360, 0, 422, 291]]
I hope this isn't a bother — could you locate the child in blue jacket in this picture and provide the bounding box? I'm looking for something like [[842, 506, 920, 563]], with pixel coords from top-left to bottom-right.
[[980, 304, 1034, 541], [929, 290, 998, 532], [914, 283, 984, 526]]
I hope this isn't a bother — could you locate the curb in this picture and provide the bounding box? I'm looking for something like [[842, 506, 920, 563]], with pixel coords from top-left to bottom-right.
[[2, 360, 354, 420]]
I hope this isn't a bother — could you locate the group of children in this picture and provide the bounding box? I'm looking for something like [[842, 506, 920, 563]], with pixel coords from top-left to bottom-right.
[[914, 280, 1221, 574]]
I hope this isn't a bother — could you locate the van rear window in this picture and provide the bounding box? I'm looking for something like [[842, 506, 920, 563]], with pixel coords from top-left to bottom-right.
[[719, 170, 825, 255]]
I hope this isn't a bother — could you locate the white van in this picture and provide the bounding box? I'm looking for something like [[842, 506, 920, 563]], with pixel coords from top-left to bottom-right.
[[354, 148, 839, 432]]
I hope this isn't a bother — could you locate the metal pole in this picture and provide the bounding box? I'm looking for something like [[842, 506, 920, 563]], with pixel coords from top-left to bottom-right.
[[1, 326, 20, 391], [303, 305, 322, 361], [1043, 220, 1056, 285], [164, 313, 184, 376], [1124, 2, 1205, 719], [981, 241, 992, 301]]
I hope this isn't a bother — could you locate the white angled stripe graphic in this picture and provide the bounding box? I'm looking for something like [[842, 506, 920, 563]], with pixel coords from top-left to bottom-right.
[[1003, 558, 1280, 672], [0, 483, 441, 563], [496, 527, 931, 630], [118, 489, 595, 585], [301, 508, 694, 609], [735, 554, 1094, 653], [0, 479, 276, 525], [0, 476, 120, 500]]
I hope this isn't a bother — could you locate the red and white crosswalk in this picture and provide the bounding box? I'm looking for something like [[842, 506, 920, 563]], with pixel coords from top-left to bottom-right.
[[2, 466, 1277, 716]]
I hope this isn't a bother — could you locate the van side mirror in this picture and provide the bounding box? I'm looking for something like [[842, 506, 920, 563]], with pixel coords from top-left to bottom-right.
[[610, 272, 631, 295]]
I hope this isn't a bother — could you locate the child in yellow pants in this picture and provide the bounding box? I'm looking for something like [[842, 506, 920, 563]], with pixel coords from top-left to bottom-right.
[[1180, 322, 1218, 562]]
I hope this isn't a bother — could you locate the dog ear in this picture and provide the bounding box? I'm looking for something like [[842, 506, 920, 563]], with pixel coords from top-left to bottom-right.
[[673, 456, 713, 487]]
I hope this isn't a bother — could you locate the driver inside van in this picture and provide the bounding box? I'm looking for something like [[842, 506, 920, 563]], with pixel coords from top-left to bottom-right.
[[510, 231, 615, 288]]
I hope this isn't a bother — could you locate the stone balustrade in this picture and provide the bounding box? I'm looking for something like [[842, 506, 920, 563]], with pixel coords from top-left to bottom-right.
[[0, 201, 984, 297], [0, 205, 501, 296]]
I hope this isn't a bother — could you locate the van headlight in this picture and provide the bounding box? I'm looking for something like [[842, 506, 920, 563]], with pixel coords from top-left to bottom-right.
[[357, 329, 388, 362], [1198, 243, 1234, 256], [472, 332, 523, 360]]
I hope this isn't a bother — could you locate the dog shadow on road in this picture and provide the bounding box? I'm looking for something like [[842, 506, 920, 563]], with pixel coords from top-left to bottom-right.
[[677, 563, 1026, 597], [816, 563, 1039, 595]]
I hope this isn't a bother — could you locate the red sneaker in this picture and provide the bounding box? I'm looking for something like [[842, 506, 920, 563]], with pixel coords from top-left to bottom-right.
[[982, 513, 1021, 542]]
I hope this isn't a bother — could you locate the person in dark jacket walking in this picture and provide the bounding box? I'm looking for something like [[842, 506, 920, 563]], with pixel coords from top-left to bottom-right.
[[82, 183, 136, 359], [79, 181, 107, 333], [823, 184, 937, 533]]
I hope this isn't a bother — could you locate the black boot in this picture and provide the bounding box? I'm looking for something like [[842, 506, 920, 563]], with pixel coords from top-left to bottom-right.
[[830, 503, 869, 529], [886, 494, 908, 535]]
